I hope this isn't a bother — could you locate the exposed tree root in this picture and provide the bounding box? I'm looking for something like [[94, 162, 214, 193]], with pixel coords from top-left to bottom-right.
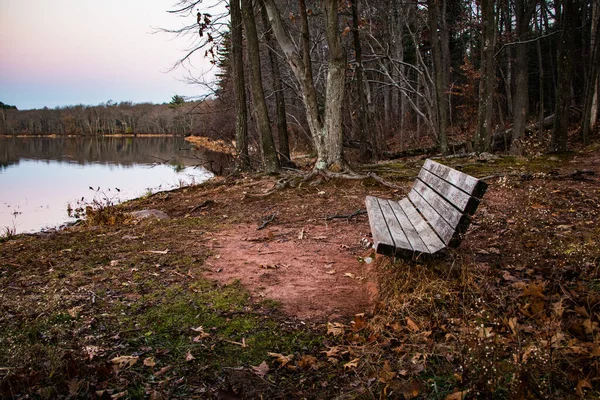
[[243, 169, 406, 198]]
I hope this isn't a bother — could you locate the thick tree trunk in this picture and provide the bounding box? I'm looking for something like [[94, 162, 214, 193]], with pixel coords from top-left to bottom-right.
[[259, 1, 292, 166], [241, 0, 280, 173], [428, 0, 448, 154], [319, 0, 347, 171], [230, 0, 250, 170], [551, 0, 576, 152], [475, 0, 496, 153]]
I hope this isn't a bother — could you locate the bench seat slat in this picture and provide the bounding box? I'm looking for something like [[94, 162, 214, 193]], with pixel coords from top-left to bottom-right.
[[378, 199, 413, 251], [398, 198, 446, 254], [418, 169, 480, 215], [388, 200, 430, 254], [365, 196, 396, 256], [408, 190, 454, 245], [423, 159, 488, 198]]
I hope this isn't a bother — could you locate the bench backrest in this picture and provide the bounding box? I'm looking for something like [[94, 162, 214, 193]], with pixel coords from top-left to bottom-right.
[[408, 159, 488, 246]]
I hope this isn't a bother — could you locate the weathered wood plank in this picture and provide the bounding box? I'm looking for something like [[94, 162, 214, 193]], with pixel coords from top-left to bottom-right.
[[411, 180, 466, 229], [399, 198, 446, 254], [365, 196, 396, 256], [408, 190, 454, 245], [388, 201, 430, 254], [418, 169, 480, 215], [423, 159, 488, 198], [378, 200, 412, 252]]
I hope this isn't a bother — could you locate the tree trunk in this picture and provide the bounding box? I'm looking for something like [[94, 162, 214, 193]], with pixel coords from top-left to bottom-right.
[[475, 0, 496, 153], [536, 15, 545, 142], [241, 0, 280, 173], [320, 0, 347, 171], [263, 0, 346, 171], [230, 0, 250, 170], [582, 0, 600, 144], [510, 0, 536, 155], [428, 0, 448, 154], [259, 0, 292, 166], [351, 0, 370, 162], [551, 0, 576, 152]]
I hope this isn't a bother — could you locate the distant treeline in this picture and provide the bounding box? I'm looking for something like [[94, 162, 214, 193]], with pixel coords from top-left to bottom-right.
[[0, 97, 227, 136]]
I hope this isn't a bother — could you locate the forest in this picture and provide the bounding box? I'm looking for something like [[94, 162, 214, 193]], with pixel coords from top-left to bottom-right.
[[164, 0, 599, 172], [0, 97, 223, 137]]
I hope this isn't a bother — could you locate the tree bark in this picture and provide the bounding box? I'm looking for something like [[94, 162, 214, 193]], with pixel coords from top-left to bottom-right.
[[551, 0, 576, 152], [230, 0, 250, 170], [510, 0, 536, 155], [475, 0, 496, 153], [259, 0, 292, 166], [241, 0, 280, 174], [320, 0, 347, 171], [582, 0, 600, 144], [428, 0, 448, 154]]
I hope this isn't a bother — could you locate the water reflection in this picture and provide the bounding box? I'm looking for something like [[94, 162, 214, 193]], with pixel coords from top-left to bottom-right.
[[0, 136, 232, 233]]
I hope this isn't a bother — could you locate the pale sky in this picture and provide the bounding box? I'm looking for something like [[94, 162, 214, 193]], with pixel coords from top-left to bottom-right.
[[0, 0, 224, 110]]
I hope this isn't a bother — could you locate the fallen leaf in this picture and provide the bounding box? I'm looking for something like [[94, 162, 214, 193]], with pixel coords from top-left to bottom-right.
[[298, 355, 319, 370], [523, 282, 545, 298], [322, 346, 341, 358], [326, 269, 337, 275], [406, 317, 420, 332], [344, 272, 356, 279], [143, 357, 156, 367], [352, 314, 366, 331], [552, 299, 565, 317], [378, 361, 397, 383], [508, 317, 519, 335], [84, 346, 101, 360], [343, 358, 360, 369], [68, 305, 83, 318], [327, 322, 346, 336], [252, 361, 270, 377], [154, 365, 173, 377], [574, 306, 590, 319], [576, 379, 592, 396], [185, 351, 195, 362], [445, 389, 470, 400], [111, 355, 138, 372], [268, 352, 293, 367], [583, 319, 597, 334], [502, 271, 519, 282], [111, 392, 127, 400]]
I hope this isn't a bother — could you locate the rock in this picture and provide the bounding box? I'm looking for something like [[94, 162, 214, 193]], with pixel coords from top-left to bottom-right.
[[129, 209, 170, 220]]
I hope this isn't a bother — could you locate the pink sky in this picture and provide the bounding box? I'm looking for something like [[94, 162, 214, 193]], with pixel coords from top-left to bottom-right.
[[0, 0, 224, 109]]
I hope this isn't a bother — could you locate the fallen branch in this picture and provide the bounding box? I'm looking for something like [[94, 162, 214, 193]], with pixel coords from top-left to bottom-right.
[[326, 209, 367, 221], [257, 214, 277, 230]]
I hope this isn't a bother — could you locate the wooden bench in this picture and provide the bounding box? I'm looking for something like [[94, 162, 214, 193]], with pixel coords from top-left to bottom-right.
[[365, 159, 488, 257]]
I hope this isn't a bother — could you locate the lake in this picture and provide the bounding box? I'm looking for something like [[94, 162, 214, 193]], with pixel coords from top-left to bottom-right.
[[0, 135, 230, 234]]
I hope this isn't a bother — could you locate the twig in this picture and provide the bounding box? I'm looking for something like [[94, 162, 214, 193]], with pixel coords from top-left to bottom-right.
[[326, 209, 367, 221], [257, 214, 277, 230], [189, 199, 215, 213]]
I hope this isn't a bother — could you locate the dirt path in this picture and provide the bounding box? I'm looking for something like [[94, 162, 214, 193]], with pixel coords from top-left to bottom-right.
[[203, 222, 377, 320]]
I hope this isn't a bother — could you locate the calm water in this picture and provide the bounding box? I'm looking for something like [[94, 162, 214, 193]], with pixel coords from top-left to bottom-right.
[[0, 136, 231, 234]]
